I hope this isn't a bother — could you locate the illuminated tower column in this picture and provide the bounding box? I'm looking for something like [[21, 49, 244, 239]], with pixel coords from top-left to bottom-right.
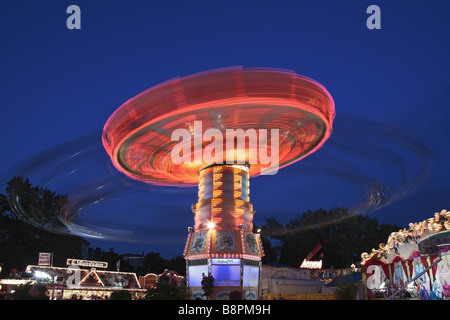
[[183, 164, 264, 300]]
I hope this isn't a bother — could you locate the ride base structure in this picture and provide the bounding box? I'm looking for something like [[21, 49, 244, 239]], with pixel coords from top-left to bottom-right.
[[183, 164, 263, 300]]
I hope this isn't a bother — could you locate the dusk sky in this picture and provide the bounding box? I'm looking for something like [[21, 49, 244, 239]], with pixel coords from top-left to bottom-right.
[[1, 1, 449, 259]]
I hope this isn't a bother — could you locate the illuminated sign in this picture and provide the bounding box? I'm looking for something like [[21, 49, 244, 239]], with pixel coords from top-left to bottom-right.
[[66, 259, 108, 268], [300, 259, 323, 269], [211, 258, 240, 265]]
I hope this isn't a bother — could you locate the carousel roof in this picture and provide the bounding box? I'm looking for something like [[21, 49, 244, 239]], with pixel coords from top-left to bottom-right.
[[361, 209, 450, 265]]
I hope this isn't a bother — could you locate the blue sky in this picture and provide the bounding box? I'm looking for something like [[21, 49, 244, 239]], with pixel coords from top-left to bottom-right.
[[1, 1, 449, 259]]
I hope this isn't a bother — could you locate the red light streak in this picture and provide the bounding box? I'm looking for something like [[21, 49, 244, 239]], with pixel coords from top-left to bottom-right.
[[102, 67, 335, 185]]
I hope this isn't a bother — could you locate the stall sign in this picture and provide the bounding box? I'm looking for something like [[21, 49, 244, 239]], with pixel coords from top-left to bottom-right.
[[38, 252, 53, 266], [66, 259, 108, 268]]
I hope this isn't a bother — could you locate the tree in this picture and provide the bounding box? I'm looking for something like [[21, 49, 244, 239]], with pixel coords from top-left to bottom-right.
[[140, 252, 167, 275], [166, 256, 187, 276], [110, 290, 133, 300], [0, 177, 87, 275], [261, 207, 401, 268], [144, 280, 188, 300], [201, 272, 215, 300], [335, 283, 359, 300], [5, 177, 69, 232]]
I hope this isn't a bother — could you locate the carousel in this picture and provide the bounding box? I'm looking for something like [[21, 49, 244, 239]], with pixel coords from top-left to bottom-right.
[[361, 209, 450, 300]]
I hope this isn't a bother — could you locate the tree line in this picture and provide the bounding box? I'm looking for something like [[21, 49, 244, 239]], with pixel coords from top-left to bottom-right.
[[259, 207, 401, 268], [0, 177, 186, 277]]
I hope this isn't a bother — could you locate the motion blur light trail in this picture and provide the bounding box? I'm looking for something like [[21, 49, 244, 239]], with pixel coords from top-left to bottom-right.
[[102, 67, 335, 185], [258, 112, 433, 236], [3, 132, 198, 242], [2, 114, 432, 242]]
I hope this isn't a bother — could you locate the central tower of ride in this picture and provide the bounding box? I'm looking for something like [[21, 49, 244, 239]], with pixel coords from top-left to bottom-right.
[[184, 163, 263, 299]]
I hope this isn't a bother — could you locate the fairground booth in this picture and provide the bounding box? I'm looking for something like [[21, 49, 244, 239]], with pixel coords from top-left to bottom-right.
[[361, 209, 450, 300], [23, 258, 146, 299]]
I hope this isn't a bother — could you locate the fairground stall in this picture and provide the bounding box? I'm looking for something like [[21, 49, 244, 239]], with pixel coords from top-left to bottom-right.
[[139, 269, 184, 289], [361, 209, 450, 300], [0, 279, 35, 299], [261, 263, 336, 300], [24, 258, 146, 299]]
